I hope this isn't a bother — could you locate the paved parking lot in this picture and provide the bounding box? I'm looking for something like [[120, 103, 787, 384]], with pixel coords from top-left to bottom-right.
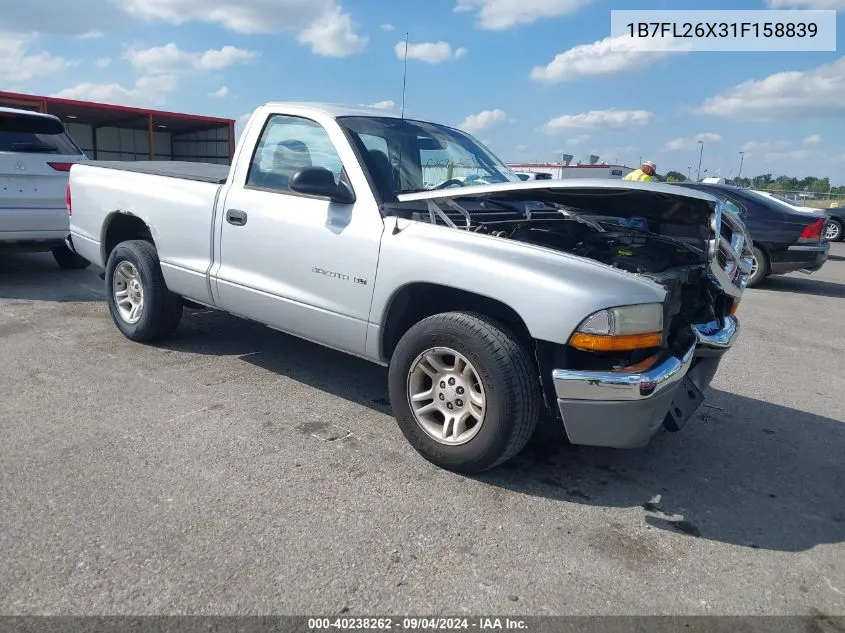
[[1, 244, 844, 616]]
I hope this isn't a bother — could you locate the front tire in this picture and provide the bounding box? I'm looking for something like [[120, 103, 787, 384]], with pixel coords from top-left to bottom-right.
[[388, 312, 540, 473], [105, 240, 183, 342], [52, 244, 90, 270], [747, 245, 768, 288], [825, 218, 843, 242]]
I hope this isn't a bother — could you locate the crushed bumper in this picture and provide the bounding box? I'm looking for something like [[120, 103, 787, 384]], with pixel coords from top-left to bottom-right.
[[552, 316, 739, 448]]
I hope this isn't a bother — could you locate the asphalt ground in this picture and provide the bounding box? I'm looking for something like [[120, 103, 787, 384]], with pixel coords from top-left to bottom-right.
[[1, 243, 843, 616]]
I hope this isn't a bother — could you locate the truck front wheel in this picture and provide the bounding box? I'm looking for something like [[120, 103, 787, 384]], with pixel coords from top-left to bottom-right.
[[388, 312, 540, 473], [105, 240, 183, 342]]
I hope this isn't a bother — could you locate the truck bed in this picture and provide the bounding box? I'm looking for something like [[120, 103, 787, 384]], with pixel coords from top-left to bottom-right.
[[79, 160, 229, 184]]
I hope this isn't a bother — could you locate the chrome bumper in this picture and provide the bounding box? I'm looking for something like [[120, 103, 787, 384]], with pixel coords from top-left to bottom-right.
[[552, 316, 739, 448]]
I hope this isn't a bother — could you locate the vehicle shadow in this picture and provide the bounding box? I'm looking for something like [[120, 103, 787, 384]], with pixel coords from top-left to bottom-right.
[[162, 309, 845, 554], [0, 253, 105, 302], [827, 254, 845, 262], [759, 275, 845, 299]]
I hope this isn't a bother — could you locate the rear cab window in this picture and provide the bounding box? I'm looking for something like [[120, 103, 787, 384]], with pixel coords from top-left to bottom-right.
[[0, 112, 84, 155]]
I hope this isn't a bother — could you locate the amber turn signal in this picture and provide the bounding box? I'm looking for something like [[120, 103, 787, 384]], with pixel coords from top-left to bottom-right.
[[729, 300, 740, 316], [569, 331, 663, 352]]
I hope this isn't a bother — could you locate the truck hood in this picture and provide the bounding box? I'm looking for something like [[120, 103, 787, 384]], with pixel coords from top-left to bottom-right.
[[396, 178, 718, 227]]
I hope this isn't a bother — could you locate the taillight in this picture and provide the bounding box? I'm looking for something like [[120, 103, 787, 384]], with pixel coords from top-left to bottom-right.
[[799, 218, 824, 242], [66, 183, 72, 217], [48, 162, 74, 172]]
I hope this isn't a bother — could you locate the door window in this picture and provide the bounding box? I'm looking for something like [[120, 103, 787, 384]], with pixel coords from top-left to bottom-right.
[[247, 115, 344, 193]]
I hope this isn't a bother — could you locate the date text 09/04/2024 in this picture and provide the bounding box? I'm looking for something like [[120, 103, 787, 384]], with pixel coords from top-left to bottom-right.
[[306, 617, 528, 630], [626, 21, 818, 38]]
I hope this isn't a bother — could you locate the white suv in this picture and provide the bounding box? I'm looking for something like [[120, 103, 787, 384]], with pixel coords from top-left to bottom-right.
[[1, 107, 90, 268]]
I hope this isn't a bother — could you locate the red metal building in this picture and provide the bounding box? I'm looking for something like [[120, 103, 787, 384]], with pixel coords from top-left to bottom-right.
[[0, 91, 236, 165]]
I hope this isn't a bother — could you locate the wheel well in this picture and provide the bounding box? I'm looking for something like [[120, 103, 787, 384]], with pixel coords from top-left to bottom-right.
[[380, 283, 534, 361], [102, 213, 153, 262]]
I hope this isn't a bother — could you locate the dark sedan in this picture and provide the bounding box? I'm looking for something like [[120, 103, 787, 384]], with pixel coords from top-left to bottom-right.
[[676, 183, 830, 287], [824, 206, 844, 242]]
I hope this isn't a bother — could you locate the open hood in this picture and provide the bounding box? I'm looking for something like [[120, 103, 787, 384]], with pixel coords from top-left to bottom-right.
[[396, 179, 719, 228]]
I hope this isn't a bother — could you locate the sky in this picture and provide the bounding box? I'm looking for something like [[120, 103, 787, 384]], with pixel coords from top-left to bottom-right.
[[1, 0, 844, 183]]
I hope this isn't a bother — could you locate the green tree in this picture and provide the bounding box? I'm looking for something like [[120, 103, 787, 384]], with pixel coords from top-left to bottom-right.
[[665, 170, 687, 182], [812, 177, 830, 193]]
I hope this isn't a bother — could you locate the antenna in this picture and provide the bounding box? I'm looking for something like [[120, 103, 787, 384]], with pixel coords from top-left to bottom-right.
[[400, 32, 409, 120], [392, 32, 410, 234]]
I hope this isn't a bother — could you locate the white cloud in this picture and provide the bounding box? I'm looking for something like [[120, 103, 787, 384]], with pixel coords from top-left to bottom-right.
[[6, 1, 367, 57], [530, 35, 682, 83], [124, 43, 258, 74], [78, 31, 105, 40], [698, 57, 845, 120], [459, 109, 508, 132], [804, 134, 822, 145], [543, 109, 654, 133], [0, 33, 73, 83], [455, 0, 596, 30], [766, 0, 845, 7], [95, 57, 112, 68], [664, 132, 722, 151], [740, 140, 792, 153], [1, 1, 127, 36], [395, 40, 467, 64], [365, 100, 396, 110], [210, 86, 231, 98], [380, 23, 395, 31], [296, 6, 368, 56], [53, 74, 179, 106]]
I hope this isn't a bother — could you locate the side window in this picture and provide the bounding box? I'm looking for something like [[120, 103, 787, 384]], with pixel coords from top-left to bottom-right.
[[724, 197, 746, 218], [247, 115, 344, 193]]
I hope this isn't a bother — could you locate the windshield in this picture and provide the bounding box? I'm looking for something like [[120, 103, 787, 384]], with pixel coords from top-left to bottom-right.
[[337, 116, 520, 197]]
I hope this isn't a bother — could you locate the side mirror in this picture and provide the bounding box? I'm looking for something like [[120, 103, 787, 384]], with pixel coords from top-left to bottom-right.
[[289, 167, 355, 204]]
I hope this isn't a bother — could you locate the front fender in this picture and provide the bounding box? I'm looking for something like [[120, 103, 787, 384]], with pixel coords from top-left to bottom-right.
[[369, 221, 666, 348]]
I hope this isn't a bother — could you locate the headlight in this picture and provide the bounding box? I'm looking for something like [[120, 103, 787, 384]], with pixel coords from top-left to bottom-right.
[[569, 303, 664, 352]]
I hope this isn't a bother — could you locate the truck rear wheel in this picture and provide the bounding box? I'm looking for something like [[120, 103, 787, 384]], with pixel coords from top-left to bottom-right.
[[388, 312, 540, 473], [105, 240, 183, 342]]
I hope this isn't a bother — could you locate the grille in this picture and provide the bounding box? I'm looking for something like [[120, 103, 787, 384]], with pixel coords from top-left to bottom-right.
[[709, 203, 753, 298]]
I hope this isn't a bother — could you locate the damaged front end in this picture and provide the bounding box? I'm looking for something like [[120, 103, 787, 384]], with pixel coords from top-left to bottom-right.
[[390, 182, 753, 447]]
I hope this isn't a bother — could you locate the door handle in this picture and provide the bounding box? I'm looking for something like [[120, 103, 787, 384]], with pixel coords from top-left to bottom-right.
[[226, 209, 247, 226]]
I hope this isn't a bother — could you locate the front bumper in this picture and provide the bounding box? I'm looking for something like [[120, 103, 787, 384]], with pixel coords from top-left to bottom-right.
[[552, 316, 739, 448]]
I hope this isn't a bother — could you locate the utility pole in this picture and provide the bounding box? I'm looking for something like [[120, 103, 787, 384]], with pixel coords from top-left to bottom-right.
[[737, 151, 745, 180], [696, 140, 704, 181]]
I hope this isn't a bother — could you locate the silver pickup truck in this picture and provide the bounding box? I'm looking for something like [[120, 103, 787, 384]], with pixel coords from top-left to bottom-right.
[[67, 102, 752, 472]]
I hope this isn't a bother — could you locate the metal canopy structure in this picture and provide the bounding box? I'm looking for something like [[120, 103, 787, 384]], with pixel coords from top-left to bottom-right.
[[0, 91, 236, 164]]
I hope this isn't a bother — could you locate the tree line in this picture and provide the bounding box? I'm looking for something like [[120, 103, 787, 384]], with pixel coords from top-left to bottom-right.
[[660, 171, 840, 194]]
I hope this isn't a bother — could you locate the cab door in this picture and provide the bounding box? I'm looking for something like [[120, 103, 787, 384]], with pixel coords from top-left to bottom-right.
[[212, 113, 384, 357]]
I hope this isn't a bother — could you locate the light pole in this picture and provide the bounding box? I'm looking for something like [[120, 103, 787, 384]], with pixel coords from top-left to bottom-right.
[[696, 140, 704, 181], [737, 151, 745, 180]]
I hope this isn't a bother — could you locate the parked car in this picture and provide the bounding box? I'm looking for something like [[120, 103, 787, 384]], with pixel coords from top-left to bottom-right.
[[0, 107, 90, 268], [823, 205, 844, 242], [676, 182, 829, 287], [515, 171, 553, 181], [66, 102, 750, 472]]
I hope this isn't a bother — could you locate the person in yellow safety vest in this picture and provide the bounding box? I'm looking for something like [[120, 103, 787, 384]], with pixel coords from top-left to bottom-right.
[[623, 161, 657, 182]]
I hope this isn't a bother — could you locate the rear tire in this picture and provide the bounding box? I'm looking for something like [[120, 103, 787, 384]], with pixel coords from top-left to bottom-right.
[[825, 218, 843, 242], [747, 245, 768, 288], [52, 244, 90, 270], [105, 240, 183, 342], [388, 311, 540, 473]]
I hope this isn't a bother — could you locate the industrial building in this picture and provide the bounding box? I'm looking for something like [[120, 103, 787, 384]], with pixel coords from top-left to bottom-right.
[[0, 91, 236, 165]]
